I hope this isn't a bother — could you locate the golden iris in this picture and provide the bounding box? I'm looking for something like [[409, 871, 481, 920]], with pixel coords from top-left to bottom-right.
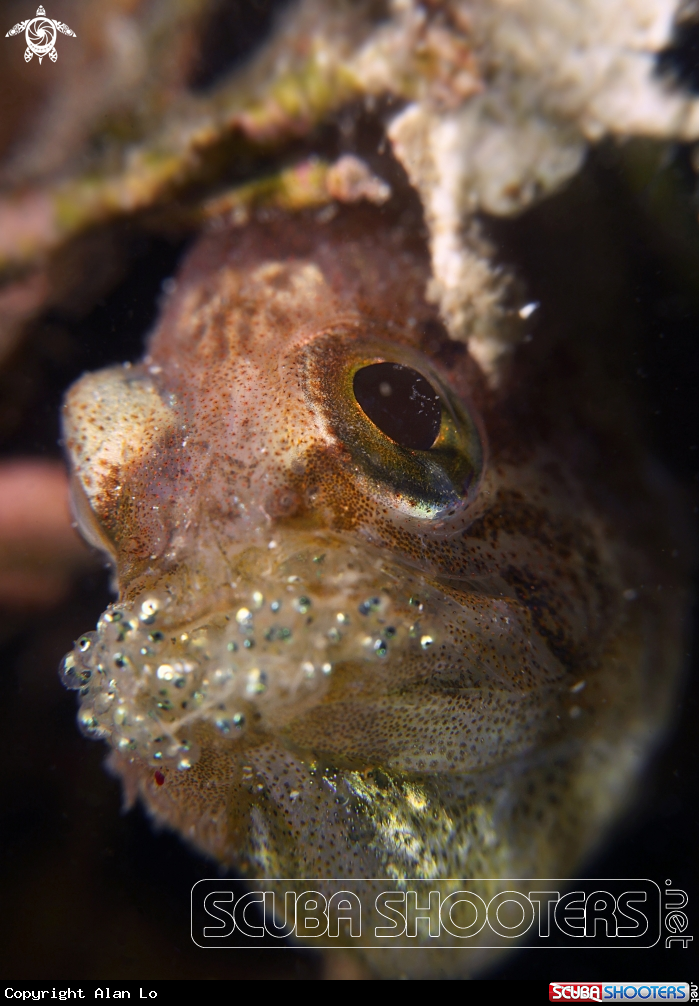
[[303, 330, 483, 519]]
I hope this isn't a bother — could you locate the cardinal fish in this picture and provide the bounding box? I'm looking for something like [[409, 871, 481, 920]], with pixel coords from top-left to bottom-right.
[[60, 202, 687, 976]]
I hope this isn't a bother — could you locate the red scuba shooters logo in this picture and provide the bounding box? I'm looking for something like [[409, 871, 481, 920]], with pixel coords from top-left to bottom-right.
[[549, 985, 690, 1001]]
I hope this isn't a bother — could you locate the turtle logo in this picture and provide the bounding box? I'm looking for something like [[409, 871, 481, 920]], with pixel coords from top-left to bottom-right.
[[5, 5, 75, 64]]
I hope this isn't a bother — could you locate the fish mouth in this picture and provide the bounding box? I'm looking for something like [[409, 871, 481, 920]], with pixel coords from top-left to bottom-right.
[[62, 531, 570, 778]]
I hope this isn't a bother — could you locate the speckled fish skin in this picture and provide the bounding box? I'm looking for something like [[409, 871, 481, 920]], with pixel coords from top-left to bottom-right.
[[61, 204, 686, 977]]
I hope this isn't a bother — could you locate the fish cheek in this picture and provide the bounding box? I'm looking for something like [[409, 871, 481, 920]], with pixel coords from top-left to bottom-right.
[[461, 486, 620, 671], [289, 443, 378, 532]]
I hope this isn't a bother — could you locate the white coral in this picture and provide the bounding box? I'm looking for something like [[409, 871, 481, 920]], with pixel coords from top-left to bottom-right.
[[341, 0, 699, 373]]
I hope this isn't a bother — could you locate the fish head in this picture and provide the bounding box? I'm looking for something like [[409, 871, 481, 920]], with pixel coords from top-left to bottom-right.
[[65, 211, 484, 577], [60, 207, 675, 898]]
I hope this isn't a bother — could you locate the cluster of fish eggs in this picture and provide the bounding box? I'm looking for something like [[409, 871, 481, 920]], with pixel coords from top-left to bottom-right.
[[61, 568, 437, 771]]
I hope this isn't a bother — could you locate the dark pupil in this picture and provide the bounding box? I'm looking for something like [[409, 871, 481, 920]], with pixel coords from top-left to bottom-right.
[[353, 363, 442, 450]]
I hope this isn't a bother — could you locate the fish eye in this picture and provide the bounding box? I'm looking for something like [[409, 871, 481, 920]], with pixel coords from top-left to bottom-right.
[[353, 362, 442, 450], [304, 333, 484, 520]]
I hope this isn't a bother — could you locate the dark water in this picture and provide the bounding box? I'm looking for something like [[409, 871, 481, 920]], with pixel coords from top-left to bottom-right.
[[489, 144, 699, 979]]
